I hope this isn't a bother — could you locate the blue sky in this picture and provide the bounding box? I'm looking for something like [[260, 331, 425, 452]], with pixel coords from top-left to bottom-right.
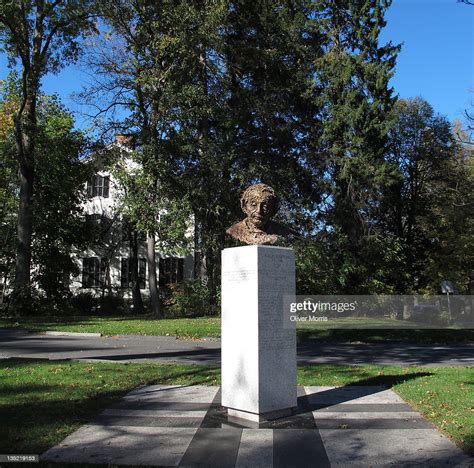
[[379, 0, 473, 123], [1, 0, 473, 130]]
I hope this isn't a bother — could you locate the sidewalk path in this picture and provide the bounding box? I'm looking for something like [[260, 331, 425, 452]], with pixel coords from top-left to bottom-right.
[[41, 384, 473, 467], [1, 329, 473, 366]]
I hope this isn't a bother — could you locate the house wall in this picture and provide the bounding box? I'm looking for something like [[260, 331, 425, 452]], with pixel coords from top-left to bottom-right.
[[72, 146, 194, 297]]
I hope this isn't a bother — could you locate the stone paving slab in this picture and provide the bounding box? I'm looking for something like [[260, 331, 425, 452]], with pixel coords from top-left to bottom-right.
[[235, 429, 273, 467], [41, 385, 473, 467], [42, 425, 198, 466], [320, 429, 472, 467]]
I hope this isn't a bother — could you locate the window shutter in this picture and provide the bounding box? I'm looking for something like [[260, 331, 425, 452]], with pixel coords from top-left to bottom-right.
[[139, 258, 146, 289], [87, 179, 93, 197], [103, 176, 110, 198], [159, 257, 165, 286], [82, 258, 89, 288], [178, 258, 184, 282], [121, 258, 129, 288], [171, 258, 177, 283], [100, 258, 107, 287], [93, 258, 98, 287], [92, 175, 99, 197]]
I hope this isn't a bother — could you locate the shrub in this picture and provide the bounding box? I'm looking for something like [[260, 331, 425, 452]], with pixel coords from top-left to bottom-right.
[[99, 293, 125, 315], [162, 280, 218, 318], [70, 292, 99, 315]]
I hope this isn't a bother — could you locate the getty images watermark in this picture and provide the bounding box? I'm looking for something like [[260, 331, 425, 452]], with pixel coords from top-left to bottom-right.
[[282, 295, 474, 329], [288, 298, 357, 321]]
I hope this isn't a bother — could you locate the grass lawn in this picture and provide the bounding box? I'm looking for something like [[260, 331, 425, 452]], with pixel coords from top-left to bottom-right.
[[0, 315, 221, 338], [0, 359, 220, 456], [1, 315, 473, 343], [0, 359, 472, 457]]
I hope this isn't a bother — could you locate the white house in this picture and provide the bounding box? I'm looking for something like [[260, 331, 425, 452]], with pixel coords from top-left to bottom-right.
[[70, 135, 194, 296]]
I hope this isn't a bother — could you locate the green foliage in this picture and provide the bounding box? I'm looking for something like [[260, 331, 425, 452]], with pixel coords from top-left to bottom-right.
[[0, 84, 18, 295], [0, 76, 90, 307], [32, 96, 90, 301], [113, 158, 193, 255], [0, 0, 99, 303], [98, 293, 126, 315], [382, 98, 474, 293], [94, 0, 436, 298], [0, 0, 98, 74], [295, 230, 406, 295], [0, 0, 463, 303], [306, 0, 401, 293], [162, 280, 219, 318], [69, 292, 99, 315]]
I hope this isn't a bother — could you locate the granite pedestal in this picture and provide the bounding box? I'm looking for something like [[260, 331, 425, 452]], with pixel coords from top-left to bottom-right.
[[221, 245, 297, 422]]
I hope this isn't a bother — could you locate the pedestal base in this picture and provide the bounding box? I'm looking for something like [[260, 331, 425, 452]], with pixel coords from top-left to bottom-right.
[[227, 407, 295, 423]]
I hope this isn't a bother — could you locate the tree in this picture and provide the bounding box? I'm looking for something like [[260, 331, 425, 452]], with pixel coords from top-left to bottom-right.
[[0, 77, 19, 302], [381, 98, 473, 293], [200, 0, 323, 288], [299, 0, 400, 293], [80, 1, 408, 301], [1, 76, 90, 310], [81, 0, 225, 314], [427, 120, 474, 293], [31, 95, 90, 305], [0, 0, 97, 308], [114, 160, 192, 316]]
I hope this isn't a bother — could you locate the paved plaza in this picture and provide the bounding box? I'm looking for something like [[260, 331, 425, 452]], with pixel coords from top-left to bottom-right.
[[41, 384, 472, 467]]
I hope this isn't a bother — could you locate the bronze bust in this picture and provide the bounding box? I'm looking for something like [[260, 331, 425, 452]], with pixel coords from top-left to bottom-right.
[[226, 183, 293, 245]]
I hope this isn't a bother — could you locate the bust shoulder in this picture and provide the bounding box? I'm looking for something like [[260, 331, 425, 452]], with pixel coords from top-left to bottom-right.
[[226, 220, 247, 237]]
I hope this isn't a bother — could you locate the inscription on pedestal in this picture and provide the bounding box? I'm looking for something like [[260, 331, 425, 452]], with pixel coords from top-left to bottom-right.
[[223, 269, 256, 283]]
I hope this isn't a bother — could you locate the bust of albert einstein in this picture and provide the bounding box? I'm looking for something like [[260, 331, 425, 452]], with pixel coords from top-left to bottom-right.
[[226, 183, 294, 245]]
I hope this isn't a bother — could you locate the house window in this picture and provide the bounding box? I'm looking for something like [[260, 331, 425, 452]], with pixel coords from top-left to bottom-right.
[[159, 257, 184, 286], [85, 214, 102, 233], [87, 175, 110, 198], [85, 214, 113, 242], [82, 257, 107, 288], [121, 258, 146, 289]]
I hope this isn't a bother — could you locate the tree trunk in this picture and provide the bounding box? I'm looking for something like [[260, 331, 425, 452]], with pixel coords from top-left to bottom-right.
[[11, 84, 37, 310], [130, 229, 144, 314], [147, 232, 163, 318], [12, 162, 34, 307]]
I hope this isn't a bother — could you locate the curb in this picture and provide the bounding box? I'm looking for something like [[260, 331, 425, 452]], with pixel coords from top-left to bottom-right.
[[44, 331, 102, 337]]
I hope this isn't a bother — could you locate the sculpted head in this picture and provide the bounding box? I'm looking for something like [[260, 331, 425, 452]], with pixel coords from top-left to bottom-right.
[[241, 183, 279, 230]]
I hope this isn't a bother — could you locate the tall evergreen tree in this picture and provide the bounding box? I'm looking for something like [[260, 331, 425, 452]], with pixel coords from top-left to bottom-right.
[[181, 1, 326, 296], [309, 0, 400, 293]]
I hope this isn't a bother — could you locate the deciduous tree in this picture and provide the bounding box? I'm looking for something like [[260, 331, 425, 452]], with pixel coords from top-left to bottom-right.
[[382, 98, 473, 293], [0, 0, 97, 309], [1, 76, 90, 310]]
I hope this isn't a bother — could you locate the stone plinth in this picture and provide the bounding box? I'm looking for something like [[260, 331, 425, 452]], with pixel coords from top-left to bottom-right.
[[221, 245, 297, 422]]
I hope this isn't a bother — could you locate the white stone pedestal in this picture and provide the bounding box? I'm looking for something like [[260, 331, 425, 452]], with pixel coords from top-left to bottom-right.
[[221, 245, 297, 422]]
